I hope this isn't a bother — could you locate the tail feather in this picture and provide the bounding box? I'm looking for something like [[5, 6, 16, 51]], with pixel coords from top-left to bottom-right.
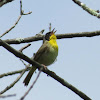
[[23, 66, 36, 86]]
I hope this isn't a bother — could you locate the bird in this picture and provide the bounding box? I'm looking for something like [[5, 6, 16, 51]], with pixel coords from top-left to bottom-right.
[[23, 29, 58, 86]]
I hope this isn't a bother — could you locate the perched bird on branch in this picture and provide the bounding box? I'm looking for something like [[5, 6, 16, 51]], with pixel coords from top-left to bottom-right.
[[23, 29, 58, 86]]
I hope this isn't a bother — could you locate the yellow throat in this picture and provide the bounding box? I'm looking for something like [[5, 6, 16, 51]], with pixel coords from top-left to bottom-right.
[[49, 33, 58, 51]]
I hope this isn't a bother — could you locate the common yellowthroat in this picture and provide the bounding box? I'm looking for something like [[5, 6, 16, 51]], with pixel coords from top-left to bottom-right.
[[23, 29, 58, 86]]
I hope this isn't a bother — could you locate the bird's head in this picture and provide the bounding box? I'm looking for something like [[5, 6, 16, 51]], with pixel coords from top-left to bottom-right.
[[44, 28, 57, 41]]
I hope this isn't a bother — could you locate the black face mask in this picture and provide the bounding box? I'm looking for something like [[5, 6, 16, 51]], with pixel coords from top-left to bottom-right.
[[44, 32, 51, 41]]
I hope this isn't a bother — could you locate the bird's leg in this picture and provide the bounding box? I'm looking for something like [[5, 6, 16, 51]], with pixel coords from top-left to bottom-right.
[[41, 64, 47, 70]]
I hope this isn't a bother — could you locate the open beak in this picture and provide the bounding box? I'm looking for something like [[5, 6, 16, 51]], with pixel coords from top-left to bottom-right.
[[51, 28, 57, 35]]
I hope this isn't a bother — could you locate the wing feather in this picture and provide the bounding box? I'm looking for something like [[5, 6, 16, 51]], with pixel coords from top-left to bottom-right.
[[34, 41, 49, 61]]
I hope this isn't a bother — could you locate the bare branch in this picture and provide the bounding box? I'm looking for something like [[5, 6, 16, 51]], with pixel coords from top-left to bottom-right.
[[0, 67, 30, 78], [22, 11, 32, 15], [20, 69, 42, 100], [0, 0, 32, 38], [49, 23, 51, 32], [20, 0, 32, 15], [19, 44, 31, 52], [0, 15, 22, 38], [0, 45, 31, 79], [0, 94, 16, 98], [0, 0, 14, 7], [0, 1, 22, 38], [0, 39, 91, 100], [35, 29, 45, 37], [0, 67, 29, 94], [72, 0, 100, 18], [1, 30, 100, 45], [0, 43, 31, 94]]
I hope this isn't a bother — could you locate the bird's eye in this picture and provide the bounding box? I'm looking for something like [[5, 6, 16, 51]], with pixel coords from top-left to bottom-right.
[[45, 32, 51, 41]]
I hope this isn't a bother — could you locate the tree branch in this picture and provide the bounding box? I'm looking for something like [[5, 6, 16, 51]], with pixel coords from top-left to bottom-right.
[[0, 44, 31, 78], [0, 39, 92, 100], [72, 0, 100, 18], [0, 30, 100, 45], [0, 67, 30, 78], [0, 15, 22, 38], [0, 0, 32, 38], [0, 0, 14, 7], [0, 94, 16, 98], [0, 43, 32, 94], [0, 66, 29, 94], [20, 69, 42, 100]]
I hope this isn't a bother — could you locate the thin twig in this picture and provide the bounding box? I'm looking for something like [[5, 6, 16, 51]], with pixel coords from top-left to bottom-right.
[[20, 69, 42, 100], [22, 12, 32, 15], [0, 15, 22, 38], [20, 0, 23, 15], [0, 67, 29, 94], [49, 23, 51, 32], [0, 39, 91, 100], [0, 94, 16, 98], [20, 0, 32, 15], [19, 43, 31, 72], [35, 29, 44, 37], [72, 0, 100, 18], [35, 29, 45, 43], [19, 44, 31, 52], [0, 0, 32, 38], [0, 67, 30, 78], [0, 44, 32, 78], [0, 44, 31, 94]]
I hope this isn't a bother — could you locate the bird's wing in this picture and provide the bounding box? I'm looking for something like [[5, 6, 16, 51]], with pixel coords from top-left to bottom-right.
[[34, 41, 49, 61]]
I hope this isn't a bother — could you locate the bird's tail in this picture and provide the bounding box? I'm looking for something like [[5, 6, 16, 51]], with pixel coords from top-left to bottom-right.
[[23, 66, 36, 86]]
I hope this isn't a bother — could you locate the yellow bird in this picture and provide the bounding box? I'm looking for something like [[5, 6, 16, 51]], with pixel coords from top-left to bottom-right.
[[23, 29, 58, 86]]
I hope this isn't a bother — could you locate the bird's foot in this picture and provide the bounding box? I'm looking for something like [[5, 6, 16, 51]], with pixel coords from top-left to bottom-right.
[[41, 64, 47, 70]]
